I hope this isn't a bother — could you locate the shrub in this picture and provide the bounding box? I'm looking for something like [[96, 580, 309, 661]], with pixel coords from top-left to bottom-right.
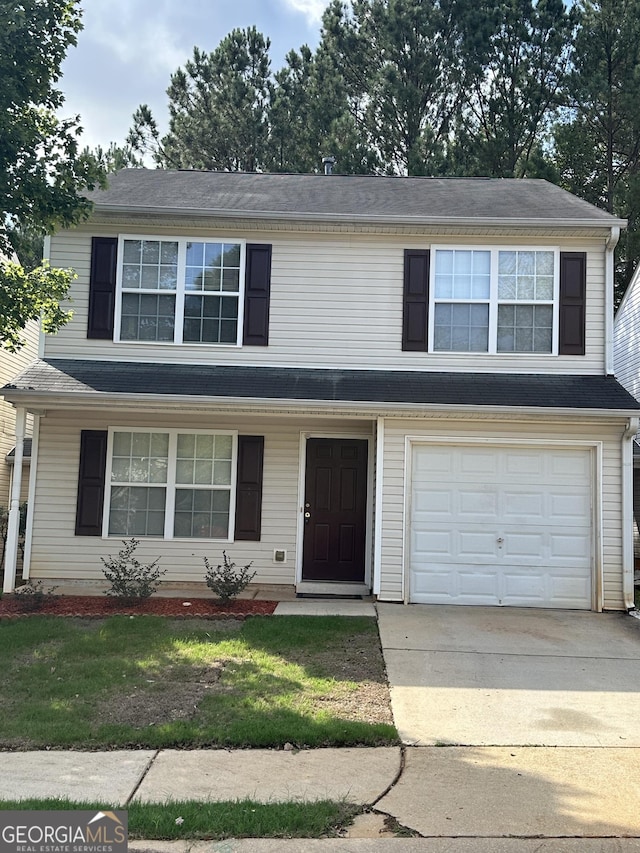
[[204, 551, 256, 602], [101, 538, 166, 601], [13, 580, 58, 612]]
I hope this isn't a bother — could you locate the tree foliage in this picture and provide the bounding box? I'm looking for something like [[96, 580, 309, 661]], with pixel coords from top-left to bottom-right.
[[320, 0, 466, 175], [120, 0, 640, 292], [0, 260, 75, 352], [552, 0, 640, 299], [0, 0, 104, 349], [450, 0, 576, 177]]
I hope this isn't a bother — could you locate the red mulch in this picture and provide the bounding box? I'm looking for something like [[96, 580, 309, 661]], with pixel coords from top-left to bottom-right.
[[0, 594, 277, 620]]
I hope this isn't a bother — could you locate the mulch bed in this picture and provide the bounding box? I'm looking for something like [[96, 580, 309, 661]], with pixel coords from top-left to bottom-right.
[[0, 594, 277, 620]]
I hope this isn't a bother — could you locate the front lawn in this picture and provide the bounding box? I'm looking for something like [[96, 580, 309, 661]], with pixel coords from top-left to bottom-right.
[[0, 615, 397, 749]]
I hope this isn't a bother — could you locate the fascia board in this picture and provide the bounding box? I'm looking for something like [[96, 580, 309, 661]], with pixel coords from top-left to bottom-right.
[[4, 388, 639, 421], [91, 203, 627, 231]]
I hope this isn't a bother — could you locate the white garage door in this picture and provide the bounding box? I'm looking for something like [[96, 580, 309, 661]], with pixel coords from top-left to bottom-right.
[[409, 444, 593, 609]]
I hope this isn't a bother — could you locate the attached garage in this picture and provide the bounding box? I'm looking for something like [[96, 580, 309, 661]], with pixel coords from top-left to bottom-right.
[[408, 442, 594, 609]]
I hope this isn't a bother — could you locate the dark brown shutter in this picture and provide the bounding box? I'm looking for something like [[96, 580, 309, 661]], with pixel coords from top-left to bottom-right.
[[559, 252, 587, 355], [75, 430, 108, 536], [234, 435, 264, 541], [88, 237, 118, 339], [243, 244, 272, 346], [402, 249, 430, 351]]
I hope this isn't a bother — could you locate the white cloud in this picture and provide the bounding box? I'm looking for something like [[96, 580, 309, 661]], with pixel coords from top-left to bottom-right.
[[280, 0, 327, 25], [83, 0, 187, 74]]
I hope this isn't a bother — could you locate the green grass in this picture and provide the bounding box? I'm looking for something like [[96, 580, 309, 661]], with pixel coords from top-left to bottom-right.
[[0, 798, 360, 840], [0, 615, 397, 749]]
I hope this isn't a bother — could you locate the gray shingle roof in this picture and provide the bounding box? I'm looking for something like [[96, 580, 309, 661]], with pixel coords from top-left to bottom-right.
[[84, 169, 623, 227], [5, 360, 639, 412]]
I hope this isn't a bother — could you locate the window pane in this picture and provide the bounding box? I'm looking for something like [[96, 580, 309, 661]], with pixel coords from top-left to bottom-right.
[[498, 250, 555, 304], [517, 276, 535, 300], [123, 265, 141, 288], [223, 244, 241, 266], [435, 250, 454, 274], [434, 303, 488, 352], [173, 488, 230, 538], [497, 304, 553, 353], [215, 434, 233, 458], [536, 276, 554, 300], [453, 252, 472, 275], [120, 294, 175, 342], [204, 269, 222, 291], [108, 486, 166, 536], [204, 243, 223, 266], [222, 269, 240, 292], [141, 241, 160, 264], [196, 434, 214, 458], [499, 251, 516, 276], [537, 251, 554, 275], [434, 275, 452, 299], [213, 460, 232, 485], [161, 242, 179, 265], [159, 265, 178, 290], [123, 240, 142, 263], [186, 242, 204, 266], [498, 275, 516, 299]]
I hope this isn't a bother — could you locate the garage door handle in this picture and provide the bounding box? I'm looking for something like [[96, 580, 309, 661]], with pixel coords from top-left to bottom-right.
[[497, 537, 504, 544]]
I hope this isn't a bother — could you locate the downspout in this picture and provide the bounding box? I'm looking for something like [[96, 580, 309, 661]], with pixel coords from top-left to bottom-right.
[[605, 227, 620, 375], [3, 407, 26, 593], [622, 416, 639, 610]]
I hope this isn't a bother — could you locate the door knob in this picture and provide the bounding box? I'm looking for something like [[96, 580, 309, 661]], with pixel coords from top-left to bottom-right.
[[304, 512, 311, 518]]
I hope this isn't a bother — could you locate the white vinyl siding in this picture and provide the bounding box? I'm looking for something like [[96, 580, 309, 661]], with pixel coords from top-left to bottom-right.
[[378, 417, 626, 611], [46, 228, 607, 374], [0, 317, 38, 506], [614, 266, 640, 401], [26, 411, 373, 586]]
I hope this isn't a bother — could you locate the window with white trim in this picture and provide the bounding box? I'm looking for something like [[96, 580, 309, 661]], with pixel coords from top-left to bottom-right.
[[431, 247, 558, 354], [117, 237, 244, 345], [106, 429, 237, 539]]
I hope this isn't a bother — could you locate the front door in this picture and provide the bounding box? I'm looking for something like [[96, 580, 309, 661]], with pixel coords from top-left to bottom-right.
[[302, 438, 368, 582]]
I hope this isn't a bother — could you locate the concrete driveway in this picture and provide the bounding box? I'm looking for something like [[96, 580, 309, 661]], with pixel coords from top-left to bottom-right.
[[375, 604, 640, 840], [377, 603, 640, 746]]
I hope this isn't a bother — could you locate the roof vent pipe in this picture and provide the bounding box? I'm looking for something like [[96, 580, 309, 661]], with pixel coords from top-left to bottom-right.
[[322, 156, 336, 175]]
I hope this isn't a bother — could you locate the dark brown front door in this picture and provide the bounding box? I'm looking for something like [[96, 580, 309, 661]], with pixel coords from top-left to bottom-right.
[[302, 438, 368, 582]]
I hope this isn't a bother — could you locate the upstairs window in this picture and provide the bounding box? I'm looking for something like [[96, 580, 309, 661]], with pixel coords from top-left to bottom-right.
[[116, 237, 244, 345], [430, 247, 558, 354]]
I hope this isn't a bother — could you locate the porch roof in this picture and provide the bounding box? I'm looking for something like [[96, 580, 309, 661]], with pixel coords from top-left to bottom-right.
[[4, 359, 640, 415]]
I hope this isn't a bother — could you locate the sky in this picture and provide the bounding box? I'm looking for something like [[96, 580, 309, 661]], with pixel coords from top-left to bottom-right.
[[59, 0, 325, 154]]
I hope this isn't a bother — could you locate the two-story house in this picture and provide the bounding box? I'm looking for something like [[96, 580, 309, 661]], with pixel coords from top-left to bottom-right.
[[3, 170, 639, 610]]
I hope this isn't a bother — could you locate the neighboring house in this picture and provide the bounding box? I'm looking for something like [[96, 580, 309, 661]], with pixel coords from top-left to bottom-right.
[[0, 254, 38, 510], [612, 262, 640, 559], [3, 170, 640, 610]]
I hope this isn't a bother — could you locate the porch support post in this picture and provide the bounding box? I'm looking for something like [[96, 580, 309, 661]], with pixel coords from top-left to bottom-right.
[[3, 406, 26, 593], [622, 417, 639, 610], [373, 417, 384, 597]]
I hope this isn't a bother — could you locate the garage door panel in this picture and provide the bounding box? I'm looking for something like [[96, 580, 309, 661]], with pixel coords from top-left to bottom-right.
[[459, 453, 501, 477], [409, 444, 593, 610], [504, 452, 544, 477], [413, 489, 453, 516], [549, 532, 591, 560], [459, 490, 498, 518]]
